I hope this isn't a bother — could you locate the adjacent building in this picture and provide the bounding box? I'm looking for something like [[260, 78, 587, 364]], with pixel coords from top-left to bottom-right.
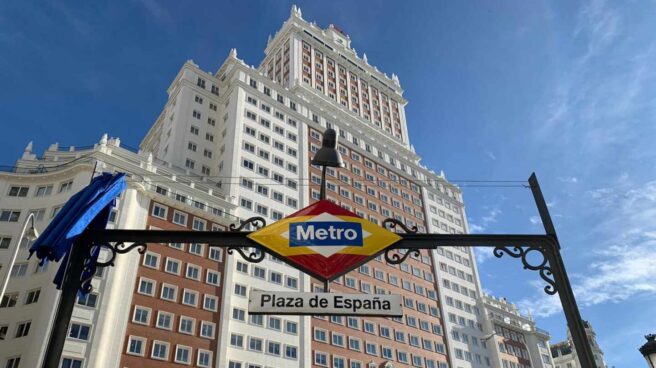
[[0, 137, 238, 368], [481, 294, 553, 368], [550, 321, 607, 368]]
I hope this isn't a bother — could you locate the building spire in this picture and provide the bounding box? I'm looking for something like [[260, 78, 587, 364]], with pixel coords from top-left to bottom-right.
[[291, 4, 302, 18]]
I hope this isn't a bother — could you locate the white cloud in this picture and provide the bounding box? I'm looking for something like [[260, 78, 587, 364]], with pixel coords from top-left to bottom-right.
[[518, 180, 656, 317], [482, 209, 501, 224], [529, 216, 542, 225], [484, 150, 497, 161], [535, 0, 656, 163], [475, 248, 495, 264], [556, 176, 578, 184], [469, 223, 485, 233], [469, 208, 502, 235]]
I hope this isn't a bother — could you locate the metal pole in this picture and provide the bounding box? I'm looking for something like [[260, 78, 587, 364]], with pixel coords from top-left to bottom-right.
[[41, 240, 88, 368], [319, 165, 327, 200], [529, 173, 597, 368], [0, 212, 35, 305]]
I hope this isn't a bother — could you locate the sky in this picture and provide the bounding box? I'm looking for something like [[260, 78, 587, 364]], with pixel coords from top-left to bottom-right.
[[1, 1, 655, 366]]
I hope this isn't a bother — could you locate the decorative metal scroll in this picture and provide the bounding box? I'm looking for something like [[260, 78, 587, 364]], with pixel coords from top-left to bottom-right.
[[382, 218, 420, 265], [226, 247, 266, 263], [81, 241, 147, 293], [226, 216, 267, 263], [382, 218, 418, 234], [229, 216, 266, 231], [493, 245, 557, 295]]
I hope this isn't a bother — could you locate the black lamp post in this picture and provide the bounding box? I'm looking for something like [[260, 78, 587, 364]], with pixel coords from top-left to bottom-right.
[[310, 128, 344, 200], [640, 334, 656, 367]]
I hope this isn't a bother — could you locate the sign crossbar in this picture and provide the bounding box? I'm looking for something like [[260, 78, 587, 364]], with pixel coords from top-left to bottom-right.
[[40, 173, 599, 368]]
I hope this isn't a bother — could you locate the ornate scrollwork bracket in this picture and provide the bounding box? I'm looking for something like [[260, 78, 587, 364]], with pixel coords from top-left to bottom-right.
[[382, 218, 420, 265], [227, 216, 267, 263], [493, 245, 557, 295], [229, 216, 266, 231], [226, 247, 266, 263], [80, 241, 148, 293], [384, 248, 421, 265], [382, 218, 418, 234]]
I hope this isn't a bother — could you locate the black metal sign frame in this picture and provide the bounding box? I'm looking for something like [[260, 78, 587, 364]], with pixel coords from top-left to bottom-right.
[[40, 173, 599, 368]]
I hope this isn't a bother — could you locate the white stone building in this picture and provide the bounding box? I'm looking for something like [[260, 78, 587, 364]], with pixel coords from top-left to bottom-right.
[[481, 294, 553, 368], [550, 321, 607, 368]]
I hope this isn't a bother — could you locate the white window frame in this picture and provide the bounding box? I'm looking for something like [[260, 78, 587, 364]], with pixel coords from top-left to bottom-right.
[[203, 295, 218, 312], [172, 210, 188, 226], [156, 311, 174, 330], [197, 349, 213, 368], [137, 277, 155, 296], [160, 283, 177, 302], [182, 289, 199, 307], [200, 320, 216, 339], [142, 252, 160, 269], [185, 264, 201, 281], [126, 335, 147, 356], [151, 340, 170, 360], [178, 315, 196, 335], [132, 305, 151, 325], [174, 344, 192, 364]]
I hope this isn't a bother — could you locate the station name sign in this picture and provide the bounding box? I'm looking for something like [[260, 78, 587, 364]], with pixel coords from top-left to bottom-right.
[[249, 291, 403, 316]]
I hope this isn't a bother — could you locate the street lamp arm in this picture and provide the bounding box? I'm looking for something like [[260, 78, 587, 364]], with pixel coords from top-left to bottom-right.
[[0, 212, 37, 304]]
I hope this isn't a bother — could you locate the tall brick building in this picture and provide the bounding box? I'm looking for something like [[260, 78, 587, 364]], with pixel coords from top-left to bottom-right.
[[0, 6, 521, 368]]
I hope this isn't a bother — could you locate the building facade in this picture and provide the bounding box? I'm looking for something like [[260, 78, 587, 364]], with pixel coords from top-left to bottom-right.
[[140, 6, 494, 368], [1, 6, 517, 368], [481, 294, 553, 368], [0, 138, 237, 368], [550, 321, 607, 368]]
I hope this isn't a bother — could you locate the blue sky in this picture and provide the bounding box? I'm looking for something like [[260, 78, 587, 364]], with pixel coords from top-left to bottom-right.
[[1, 1, 655, 366]]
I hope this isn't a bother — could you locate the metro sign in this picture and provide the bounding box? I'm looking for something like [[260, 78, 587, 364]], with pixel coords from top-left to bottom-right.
[[247, 200, 402, 281]]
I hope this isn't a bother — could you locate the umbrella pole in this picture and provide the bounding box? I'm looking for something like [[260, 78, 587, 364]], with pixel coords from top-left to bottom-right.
[[41, 240, 87, 368]]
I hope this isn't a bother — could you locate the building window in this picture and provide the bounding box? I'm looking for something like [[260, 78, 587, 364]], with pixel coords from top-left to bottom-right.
[[285, 345, 298, 359], [151, 341, 169, 360], [156, 311, 173, 330], [232, 308, 246, 321], [8, 186, 29, 197], [174, 345, 192, 364], [268, 316, 282, 331], [132, 306, 150, 325], [315, 352, 328, 366], [179, 316, 195, 335], [160, 283, 177, 301], [267, 341, 281, 356], [164, 258, 181, 275], [197, 349, 213, 367], [209, 248, 223, 261], [68, 323, 89, 341], [200, 321, 215, 339], [182, 289, 198, 307], [127, 336, 146, 356], [76, 292, 98, 308], [203, 295, 218, 312], [0, 210, 20, 222], [35, 185, 53, 197], [269, 271, 282, 284], [248, 337, 263, 352], [137, 278, 155, 296], [143, 252, 160, 268], [59, 180, 73, 193], [186, 264, 201, 280], [60, 358, 83, 368], [206, 270, 221, 286]]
